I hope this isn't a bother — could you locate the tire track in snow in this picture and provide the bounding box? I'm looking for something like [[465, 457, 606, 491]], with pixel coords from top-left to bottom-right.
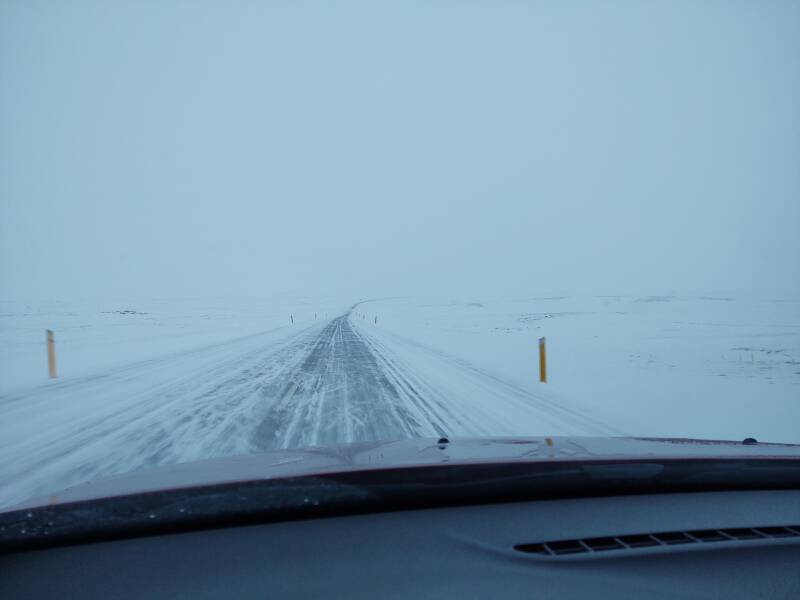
[[250, 315, 438, 450]]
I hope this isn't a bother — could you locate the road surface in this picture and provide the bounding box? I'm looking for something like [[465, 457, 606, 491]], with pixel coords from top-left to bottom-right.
[[0, 309, 618, 509]]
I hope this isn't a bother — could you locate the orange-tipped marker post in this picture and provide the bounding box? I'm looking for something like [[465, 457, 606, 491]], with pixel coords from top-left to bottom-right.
[[538, 337, 547, 383], [46, 329, 57, 379]]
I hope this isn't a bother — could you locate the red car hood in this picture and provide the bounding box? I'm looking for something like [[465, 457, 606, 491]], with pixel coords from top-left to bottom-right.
[[15, 436, 800, 511]]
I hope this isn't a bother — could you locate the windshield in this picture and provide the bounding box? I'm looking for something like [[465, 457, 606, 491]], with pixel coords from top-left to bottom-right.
[[1, 1, 798, 512]]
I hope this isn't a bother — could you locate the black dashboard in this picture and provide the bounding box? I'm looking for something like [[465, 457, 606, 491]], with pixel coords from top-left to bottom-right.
[[3, 489, 799, 599]]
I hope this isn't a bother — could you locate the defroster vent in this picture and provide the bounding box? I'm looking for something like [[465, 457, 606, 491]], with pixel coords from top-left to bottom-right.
[[515, 526, 800, 556]]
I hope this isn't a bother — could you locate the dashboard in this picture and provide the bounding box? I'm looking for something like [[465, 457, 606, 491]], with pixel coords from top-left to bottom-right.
[[2, 489, 799, 598]]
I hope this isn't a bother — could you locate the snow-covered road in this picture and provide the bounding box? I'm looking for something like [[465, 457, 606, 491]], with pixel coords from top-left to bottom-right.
[[251, 314, 451, 450], [0, 308, 617, 508]]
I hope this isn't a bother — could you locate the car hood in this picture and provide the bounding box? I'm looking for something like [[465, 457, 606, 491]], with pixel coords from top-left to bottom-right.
[[13, 436, 800, 511]]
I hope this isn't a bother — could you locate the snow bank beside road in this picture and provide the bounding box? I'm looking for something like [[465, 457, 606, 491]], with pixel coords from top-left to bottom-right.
[[356, 296, 800, 443], [0, 296, 346, 394]]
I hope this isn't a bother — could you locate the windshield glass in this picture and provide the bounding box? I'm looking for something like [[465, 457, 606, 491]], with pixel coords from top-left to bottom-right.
[[1, 0, 798, 511]]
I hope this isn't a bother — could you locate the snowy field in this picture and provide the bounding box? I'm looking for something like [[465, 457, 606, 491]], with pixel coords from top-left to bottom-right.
[[1, 294, 798, 508], [0, 296, 344, 394], [360, 295, 800, 443]]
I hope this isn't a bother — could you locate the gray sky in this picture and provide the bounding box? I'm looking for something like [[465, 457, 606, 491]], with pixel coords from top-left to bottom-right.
[[2, 0, 798, 301]]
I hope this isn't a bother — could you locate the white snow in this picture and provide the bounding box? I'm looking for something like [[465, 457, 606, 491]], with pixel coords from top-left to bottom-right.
[[0, 296, 341, 394], [0, 294, 798, 509], [356, 295, 800, 444]]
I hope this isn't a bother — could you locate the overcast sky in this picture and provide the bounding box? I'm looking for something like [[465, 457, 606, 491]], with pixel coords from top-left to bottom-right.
[[2, 0, 798, 301]]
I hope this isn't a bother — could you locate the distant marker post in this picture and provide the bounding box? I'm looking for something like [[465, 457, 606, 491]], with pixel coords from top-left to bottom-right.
[[538, 337, 547, 383], [46, 329, 57, 379]]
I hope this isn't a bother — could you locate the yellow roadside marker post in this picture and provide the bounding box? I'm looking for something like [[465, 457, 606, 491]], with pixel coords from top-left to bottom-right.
[[538, 337, 547, 383], [46, 329, 57, 379]]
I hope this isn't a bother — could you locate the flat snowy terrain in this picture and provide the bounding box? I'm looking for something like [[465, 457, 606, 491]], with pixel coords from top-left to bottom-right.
[[1, 295, 798, 508]]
